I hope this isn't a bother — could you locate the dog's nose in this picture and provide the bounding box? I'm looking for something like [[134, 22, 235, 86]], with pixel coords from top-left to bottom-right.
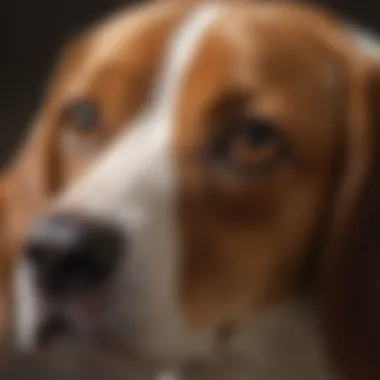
[[24, 214, 125, 298]]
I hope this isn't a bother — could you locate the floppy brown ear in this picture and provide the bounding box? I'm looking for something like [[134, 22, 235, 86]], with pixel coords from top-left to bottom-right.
[[320, 57, 380, 380]]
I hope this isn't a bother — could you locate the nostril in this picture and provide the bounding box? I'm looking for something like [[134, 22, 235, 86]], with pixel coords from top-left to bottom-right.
[[49, 251, 115, 297], [59, 255, 93, 282], [37, 313, 73, 347], [26, 243, 50, 268], [24, 214, 126, 298], [51, 255, 95, 297], [24, 216, 78, 267]]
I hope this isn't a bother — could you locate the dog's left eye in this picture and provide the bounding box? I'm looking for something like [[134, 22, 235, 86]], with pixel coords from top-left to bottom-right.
[[210, 115, 285, 175], [64, 99, 99, 132], [239, 118, 277, 148], [229, 117, 282, 170]]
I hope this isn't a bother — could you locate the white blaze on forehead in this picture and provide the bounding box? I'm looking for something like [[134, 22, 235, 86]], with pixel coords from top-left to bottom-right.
[[153, 3, 221, 116]]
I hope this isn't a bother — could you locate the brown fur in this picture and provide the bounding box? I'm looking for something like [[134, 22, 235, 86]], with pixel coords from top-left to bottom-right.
[[174, 5, 347, 327], [320, 59, 380, 380]]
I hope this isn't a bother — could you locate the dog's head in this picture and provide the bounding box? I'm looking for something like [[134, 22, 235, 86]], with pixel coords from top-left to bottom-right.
[[7, 1, 380, 379]]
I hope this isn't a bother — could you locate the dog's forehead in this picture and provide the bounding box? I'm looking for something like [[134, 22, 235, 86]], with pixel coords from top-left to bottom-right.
[[55, 1, 347, 138], [63, 2, 190, 97]]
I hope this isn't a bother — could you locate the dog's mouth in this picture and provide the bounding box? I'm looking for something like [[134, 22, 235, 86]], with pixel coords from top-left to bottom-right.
[[36, 312, 79, 348], [34, 281, 119, 345], [33, 306, 251, 380], [32, 313, 177, 380], [35, 316, 188, 380], [36, 309, 116, 349], [35, 310, 174, 371]]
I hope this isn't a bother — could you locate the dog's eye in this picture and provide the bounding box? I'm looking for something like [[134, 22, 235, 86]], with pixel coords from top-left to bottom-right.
[[238, 118, 276, 148], [64, 99, 99, 132], [210, 116, 285, 175]]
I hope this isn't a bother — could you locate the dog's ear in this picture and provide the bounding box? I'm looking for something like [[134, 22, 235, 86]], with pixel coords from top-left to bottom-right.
[[320, 57, 380, 380]]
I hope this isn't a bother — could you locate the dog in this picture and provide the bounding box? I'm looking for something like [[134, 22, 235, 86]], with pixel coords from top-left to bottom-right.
[[1, 1, 380, 379]]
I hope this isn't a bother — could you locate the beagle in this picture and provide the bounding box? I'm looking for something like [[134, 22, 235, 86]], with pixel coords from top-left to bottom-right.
[[1, 1, 380, 379]]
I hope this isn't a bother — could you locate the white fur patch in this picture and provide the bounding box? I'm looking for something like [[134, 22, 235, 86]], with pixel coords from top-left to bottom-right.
[[13, 260, 42, 349]]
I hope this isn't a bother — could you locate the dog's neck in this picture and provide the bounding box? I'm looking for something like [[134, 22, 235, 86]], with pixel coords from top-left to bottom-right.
[[243, 299, 334, 380], [176, 298, 335, 380]]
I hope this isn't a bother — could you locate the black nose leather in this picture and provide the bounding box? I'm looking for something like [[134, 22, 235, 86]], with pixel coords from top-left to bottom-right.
[[24, 214, 125, 298]]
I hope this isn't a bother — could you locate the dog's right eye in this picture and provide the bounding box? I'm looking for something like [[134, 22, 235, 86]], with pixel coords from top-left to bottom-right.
[[64, 99, 99, 133], [209, 113, 286, 176]]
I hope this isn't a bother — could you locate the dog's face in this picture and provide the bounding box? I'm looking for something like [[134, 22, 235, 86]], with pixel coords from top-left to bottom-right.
[[9, 1, 380, 376]]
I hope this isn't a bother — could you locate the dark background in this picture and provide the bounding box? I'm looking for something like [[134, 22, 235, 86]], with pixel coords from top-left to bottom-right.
[[1, 0, 379, 166]]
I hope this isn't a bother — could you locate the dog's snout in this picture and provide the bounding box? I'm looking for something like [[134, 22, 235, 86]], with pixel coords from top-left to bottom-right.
[[24, 214, 125, 298]]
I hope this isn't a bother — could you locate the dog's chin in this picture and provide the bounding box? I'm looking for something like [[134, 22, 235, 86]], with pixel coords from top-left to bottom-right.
[[24, 319, 177, 380], [34, 312, 182, 374]]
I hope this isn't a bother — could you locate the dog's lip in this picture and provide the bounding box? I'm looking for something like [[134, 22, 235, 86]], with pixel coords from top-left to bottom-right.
[[34, 319, 172, 379], [36, 311, 81, 348], [36, 314, 175, 377], [35, 308, 165, 360], [34, 293, 179, 372], [36, 305, 106, 349]]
